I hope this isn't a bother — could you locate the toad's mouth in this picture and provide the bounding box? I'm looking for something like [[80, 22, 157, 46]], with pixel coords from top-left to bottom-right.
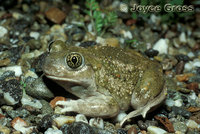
[[44, 73, 93, 88], [45, 74, 82, 83]]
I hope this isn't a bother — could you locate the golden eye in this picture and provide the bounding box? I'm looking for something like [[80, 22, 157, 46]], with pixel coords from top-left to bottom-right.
[[66, 52, 84, 69]]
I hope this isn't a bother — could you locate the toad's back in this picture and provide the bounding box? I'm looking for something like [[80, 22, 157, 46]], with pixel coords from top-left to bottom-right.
[[82, 46, 164, 111]]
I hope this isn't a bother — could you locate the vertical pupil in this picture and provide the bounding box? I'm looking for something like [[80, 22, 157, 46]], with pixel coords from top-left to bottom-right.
[[72, 56, 77, 64]]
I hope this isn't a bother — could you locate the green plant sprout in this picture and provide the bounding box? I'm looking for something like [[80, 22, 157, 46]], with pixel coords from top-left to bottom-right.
[[20, 80, 27, 95], [125, 39, 137, 44], [85, 0, 117, 36]]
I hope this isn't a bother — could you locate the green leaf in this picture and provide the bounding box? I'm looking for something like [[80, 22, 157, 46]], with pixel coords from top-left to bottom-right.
[[104, 11, 117, 27], [125, 39, 137, 44], [85, 0, 99, 11], [93, 11, 103, 35]]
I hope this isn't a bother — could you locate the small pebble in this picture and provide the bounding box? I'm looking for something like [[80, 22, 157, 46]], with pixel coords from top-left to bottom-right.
[[153, 38, 168, 54], [30, 32, 40, 40], [21, 93, 42, 109], [115, 112, 127, 123], [190, 112, 200, 124], [173, 121, 187, 133], [138, 120, 147, 130], [184, 59, 200, 71], [175, 54, 190, 62], [117, 128, 127, 134], [175, 61, 185, 74], [165, 99, 175, 107], [186, 82, 199, 93], [45, 7, 66, 24], [0, 125, 10, 134], [187, 107, 200, 113], [127, 126, 137, 134], [69, 122, 95, 134], [154, 116, 174, 133], [60, 124, 70, 134], [147, 126, 167, 134], [172, 106, 192, 118], [120, 30, 132, 39], [1, 79, 23, 105], [11, 117, 34, 134], [89, 118, 104, 129], [0, 58, 11, 67], [6, 108, 30, 119], [176, 74, 193, 82], [1, 66, 22, 77], [144, 48, 159, 57], [174, 99, 183, 107], [53, 116, 75, 128], [188, 92, 197, 100], [44, 128, 63, 134], [187, 52, 195, 58], [39, 115, 52, 131], [186, 119, 199, 129], [179, 32, 187, 43], [72, 32, 85, 41], [75, 114, 88, 124], [0, 26, 8, 37], [105, 38, 120, 47]]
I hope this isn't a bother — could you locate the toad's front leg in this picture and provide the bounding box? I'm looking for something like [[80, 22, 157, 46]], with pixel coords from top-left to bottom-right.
[[56, 95, 120, 118]]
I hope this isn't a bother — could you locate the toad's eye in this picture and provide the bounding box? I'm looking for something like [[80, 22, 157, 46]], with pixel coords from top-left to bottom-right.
[[66, 52, 84, 69]]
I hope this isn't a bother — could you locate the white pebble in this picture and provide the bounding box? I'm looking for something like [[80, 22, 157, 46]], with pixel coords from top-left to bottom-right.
[[53, 116, 75, 128], [96, 36, 106, 46], [87, 23, 93, 32], [174, 99, 183, 107], [189, 92, 197, 100], [89, 118, 104, 129], [119, 2, 128, 13], [193, 61, 200, 67], [4, 92, 18, 105], [30, 32, 40, 40], [121, 30, 132, 39], [187, 52, 195, 58], [12, 12, 23, 19], [1, 65, 22, 77], [24, 70, 38, 79], [115, 112, 127, 123], [153, 38, 168, 54], [150, 14, 160, 25], [186, 120, 199, 129], [13, 118, 35, 134], [0, 26, 8, 37], [147, 126, 167, 134], [165, 99, 175, 107], [184, 59, 200, 71], [119, 38, 125, 44], [184, 62, 193, 71], [179, 32, 187, 43], [75, 114, 88, 124], [44, 128, 63, 134], [21, 93, 42, 109]]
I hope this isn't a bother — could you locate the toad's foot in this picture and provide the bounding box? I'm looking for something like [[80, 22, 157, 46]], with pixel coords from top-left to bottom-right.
[[56, 95, 120, 118], [120, 86, 167, 127]]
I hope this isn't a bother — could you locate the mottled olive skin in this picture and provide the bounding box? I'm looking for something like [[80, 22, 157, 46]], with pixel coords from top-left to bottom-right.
[[43, 41, 166, 125]]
